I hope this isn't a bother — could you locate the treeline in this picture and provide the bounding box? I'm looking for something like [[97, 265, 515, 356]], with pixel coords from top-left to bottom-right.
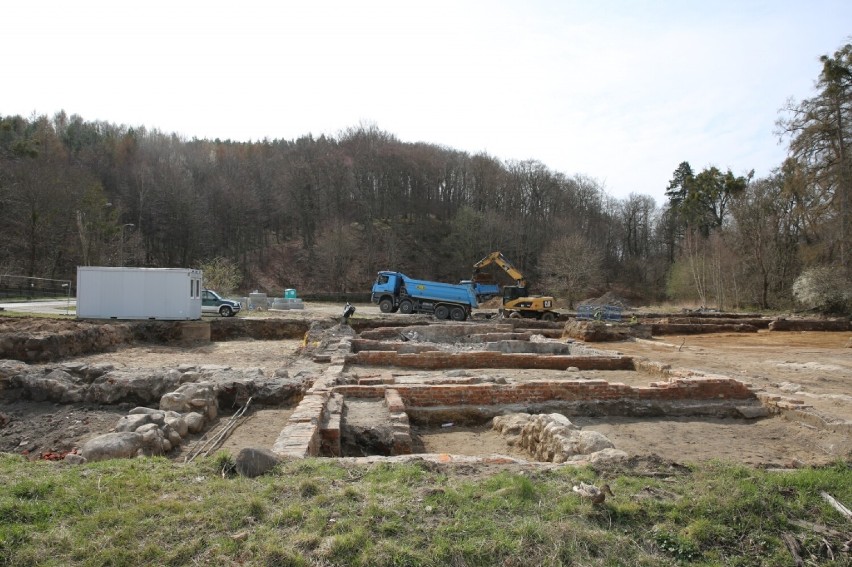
[[1, 42, 850, 311]]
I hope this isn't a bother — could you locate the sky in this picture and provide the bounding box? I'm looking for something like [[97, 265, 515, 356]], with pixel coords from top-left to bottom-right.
[[4, 1, 850, 205]]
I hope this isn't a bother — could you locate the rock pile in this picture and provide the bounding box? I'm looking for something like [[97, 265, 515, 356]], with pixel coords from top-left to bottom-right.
[[493, 413, 627, 464], [78, 384, 218, 462], [79, 406, 206, 462]]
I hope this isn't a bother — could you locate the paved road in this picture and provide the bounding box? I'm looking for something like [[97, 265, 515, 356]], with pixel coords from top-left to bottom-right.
[[0, 300, 76, 315], [0, 299, 373, 317]]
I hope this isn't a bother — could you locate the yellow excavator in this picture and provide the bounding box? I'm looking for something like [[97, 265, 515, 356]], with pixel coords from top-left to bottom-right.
[[471, 251, 558, 321]]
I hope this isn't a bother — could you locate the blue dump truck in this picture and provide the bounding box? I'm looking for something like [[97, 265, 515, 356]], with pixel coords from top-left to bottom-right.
[[460, 280, 501, 301], [371, 271, 478, 321]]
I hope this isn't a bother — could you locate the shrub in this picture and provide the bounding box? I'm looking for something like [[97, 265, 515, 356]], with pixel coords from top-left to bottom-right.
[[197, 257, 242, 296], [791, 266, 851, 314]]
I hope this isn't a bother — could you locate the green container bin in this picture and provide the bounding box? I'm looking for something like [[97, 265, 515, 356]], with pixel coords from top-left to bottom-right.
[[284, 288, 297, 299]]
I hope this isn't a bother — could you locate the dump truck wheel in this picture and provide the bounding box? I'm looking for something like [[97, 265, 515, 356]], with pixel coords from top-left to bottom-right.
[[434, 305, 450, 320], [450, 306, 466, 321], [399, 299, 414, 314], [379, 298, 393, 313]]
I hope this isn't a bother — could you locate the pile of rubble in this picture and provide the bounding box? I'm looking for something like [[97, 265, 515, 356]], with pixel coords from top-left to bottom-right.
[[493, 412, 627, 464]]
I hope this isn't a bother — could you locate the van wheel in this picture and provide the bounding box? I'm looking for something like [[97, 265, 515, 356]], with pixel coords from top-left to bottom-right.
[[219, 306, 233, 317]]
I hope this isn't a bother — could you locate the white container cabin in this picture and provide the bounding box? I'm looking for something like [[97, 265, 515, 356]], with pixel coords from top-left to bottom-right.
[[76, 267, 202, 320]]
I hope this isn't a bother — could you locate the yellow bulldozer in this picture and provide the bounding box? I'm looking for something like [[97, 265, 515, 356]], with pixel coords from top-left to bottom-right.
[[471, 251, 558, 321]]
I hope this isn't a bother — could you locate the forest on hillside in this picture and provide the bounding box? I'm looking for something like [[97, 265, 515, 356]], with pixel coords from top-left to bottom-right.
[[1, 43, 850, 312]]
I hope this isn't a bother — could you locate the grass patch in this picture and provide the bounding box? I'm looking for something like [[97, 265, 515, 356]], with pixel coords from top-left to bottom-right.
[[0, 310, 74, 320], [0, 454, 848, 566]]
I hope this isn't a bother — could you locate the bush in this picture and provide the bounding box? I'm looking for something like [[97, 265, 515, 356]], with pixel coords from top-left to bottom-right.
[[792, 266, 851, 314], [197, 257, 242, 296]]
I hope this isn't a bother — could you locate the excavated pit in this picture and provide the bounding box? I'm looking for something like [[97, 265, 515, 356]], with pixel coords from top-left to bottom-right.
[[273, 319, 806, 466], [3, 315, 847, 466]]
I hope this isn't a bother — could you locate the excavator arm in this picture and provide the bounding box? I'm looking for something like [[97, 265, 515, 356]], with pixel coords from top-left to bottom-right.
[[472, 251, 527, 288], [472, 251, 557, 320]]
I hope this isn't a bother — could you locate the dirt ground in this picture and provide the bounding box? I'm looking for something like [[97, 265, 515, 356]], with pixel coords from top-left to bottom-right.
[[0, 338, 310, 459], [1, 314, 850, 467]]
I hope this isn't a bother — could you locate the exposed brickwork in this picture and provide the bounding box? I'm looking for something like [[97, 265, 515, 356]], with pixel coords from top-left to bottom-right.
[[345, 351, 633, 370], [385, 389, 406, 413], [320, 393, 343, 457], [351, 339, 439, 354], [272, 421, 319, 458], [272, 360, 365, 458], [404, 378, 754, 407], [334, 376, 757, 409], [387, 388, 412, 455], [769, 318, 851, 332], [468, 332, 534, 342]]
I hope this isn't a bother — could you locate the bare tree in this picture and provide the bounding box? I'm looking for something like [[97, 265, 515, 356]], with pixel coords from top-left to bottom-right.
[[539, 234, 604, 308]]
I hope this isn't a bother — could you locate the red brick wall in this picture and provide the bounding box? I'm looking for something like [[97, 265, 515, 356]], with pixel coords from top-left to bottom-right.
[[345, 351, 634, 370], [334, 377, 756, 408]]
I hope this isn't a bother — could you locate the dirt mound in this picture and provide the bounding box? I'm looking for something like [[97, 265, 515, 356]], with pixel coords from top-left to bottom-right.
[[478, 297, 503, 309], [580, 291, 630, 308]]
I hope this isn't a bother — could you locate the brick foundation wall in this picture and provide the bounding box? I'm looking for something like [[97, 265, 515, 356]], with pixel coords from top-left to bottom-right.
[[345, 351, 634, 370], [334, 377, 755, 408]]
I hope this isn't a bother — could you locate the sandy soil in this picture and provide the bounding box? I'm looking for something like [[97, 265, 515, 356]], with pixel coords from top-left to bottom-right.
[[1, 317, 850, 466], [609, 331, 852, 421]]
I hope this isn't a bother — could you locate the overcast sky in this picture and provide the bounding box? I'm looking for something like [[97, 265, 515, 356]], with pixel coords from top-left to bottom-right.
[[4, 1, 850, 204]]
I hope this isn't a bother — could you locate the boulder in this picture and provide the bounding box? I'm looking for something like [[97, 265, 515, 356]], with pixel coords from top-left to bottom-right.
[[86, 369, 182, 405], [115, 413, 153, 432], [160, 382, 218, 420], [0, 359, 28, 382], [235, 447, 282, 477], [20, 369, 85, 403], [80, 432, 144, 461], [571, 430, 615, 454], [184, 412, 206, 433], [164, 415, 189, 437], [63, 453, 87, 465], [492, 413, 531, 437], [166, 427, 182, 447], [135, 423, 166, 455]]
